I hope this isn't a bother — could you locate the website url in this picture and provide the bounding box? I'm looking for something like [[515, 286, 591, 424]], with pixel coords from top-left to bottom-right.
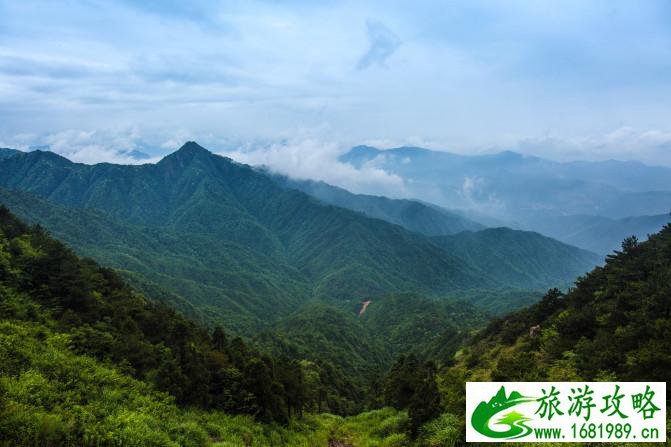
[[532, 423, 661, 441]]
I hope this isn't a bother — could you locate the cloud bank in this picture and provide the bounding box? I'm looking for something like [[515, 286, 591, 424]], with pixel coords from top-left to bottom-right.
[[219, 138, 408, 197]]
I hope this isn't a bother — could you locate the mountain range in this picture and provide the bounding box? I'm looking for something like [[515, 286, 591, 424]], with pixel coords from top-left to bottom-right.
[[0, 143, 599, 333], [339, 145, 671, 255], [1, 143, 668, 445], [341, 145, 671, 217]]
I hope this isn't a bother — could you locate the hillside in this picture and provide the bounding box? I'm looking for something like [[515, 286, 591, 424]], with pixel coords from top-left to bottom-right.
[[254, 295, 487, 413], [430, 227, 601, 290], [0, 206, 313, 425], [0, 188, 306, 332], [270, 174, 484, 236], [365, 222, 671, 444], [450, 222, 671, 384], [0, 206, 433, 446], [0, 143, 496, 332], [359, 293, 486, 359], [0, 143, 600, 336], [254, 302, 391, 414]]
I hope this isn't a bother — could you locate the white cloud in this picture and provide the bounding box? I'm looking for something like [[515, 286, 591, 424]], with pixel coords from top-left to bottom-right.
[[515, 127, 671, 166], [0, 129, 162, 165], [218, 138, 408, 197], [2, 0, 671, 159], [459, 176, 504, 213]]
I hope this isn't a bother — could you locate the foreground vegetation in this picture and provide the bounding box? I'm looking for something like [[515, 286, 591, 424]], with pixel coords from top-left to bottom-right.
[[0, 314, 413, 446], [0, 206, 459, 445]]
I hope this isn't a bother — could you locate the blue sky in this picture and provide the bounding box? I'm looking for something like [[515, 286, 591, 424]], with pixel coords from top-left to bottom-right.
[[1, 0, 671, 174]]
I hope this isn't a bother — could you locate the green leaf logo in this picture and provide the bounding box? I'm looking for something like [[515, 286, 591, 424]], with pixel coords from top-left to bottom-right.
[[471, 386, 536, 439]]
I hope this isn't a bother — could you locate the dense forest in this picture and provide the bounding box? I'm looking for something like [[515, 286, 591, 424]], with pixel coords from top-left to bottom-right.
[[1, 203, 670, 445], [0, 144, 598, 337], [0, 205, 462, 445], [0, 206, 325, 440]]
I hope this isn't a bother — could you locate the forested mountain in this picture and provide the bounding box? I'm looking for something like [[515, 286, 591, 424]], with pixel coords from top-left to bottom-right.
[[521, 212, 670, 255], [430, 227, 601, 290], [340, 145, 671, 220], [0, 143, 494, 333], [0, 143, 597, 336], [0, 188, 305, 332], [371, 220, 671, 444], [358, 293, 485, 359], [0, 206, 437, 445], [454, 225, 671, 382], [0, 148, 19, 160], [2, 174, 669, 445], [255, 302, 391, 414], [253, 294, 488, 414], [270, 173, 484, 236], [0, 207, 307, 431]]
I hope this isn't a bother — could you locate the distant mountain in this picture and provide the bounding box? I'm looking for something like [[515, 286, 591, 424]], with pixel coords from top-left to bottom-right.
[[522, 213, 671, 255], [340, 145, 671, 219], [430, 227, 601, 290], [270, 173, 484, 236]]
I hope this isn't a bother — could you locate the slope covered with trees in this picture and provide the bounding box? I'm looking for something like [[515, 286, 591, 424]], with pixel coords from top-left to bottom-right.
[[253, 294, 488, 416], [359, 293, 485, 359], [431, 227, 600, 290], [353, 222, 671, 445], [0, 143, 599, 337], [0, 205, 456, 445], [0, 206, 315, 425], [270, 173, 484, 236], [457, 226, 671, 383], [0, 144, 499, 334]]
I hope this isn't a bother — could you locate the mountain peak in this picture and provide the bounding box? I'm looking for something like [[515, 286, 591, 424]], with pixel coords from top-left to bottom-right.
[[159, 141, 213, 165], [176, 141, 210, 155]]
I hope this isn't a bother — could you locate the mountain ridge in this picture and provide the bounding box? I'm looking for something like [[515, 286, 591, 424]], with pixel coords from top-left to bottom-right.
[[0, 143, 498, 331], [0, 142, 599, 336], [269, 172, 484, 236], [339, 145, 671, 219]]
